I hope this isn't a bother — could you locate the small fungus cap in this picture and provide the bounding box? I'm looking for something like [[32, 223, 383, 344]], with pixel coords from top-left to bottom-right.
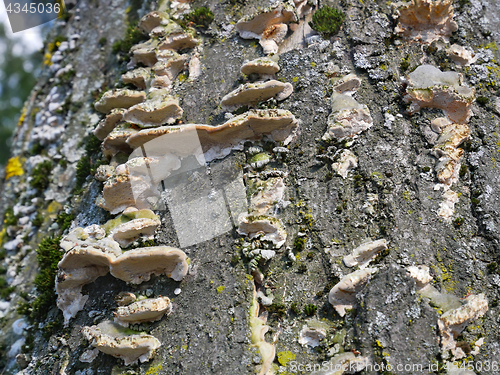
[[241, 58, 280, 76], [95, 89, 146, 114], [221, 80, 293, 111]]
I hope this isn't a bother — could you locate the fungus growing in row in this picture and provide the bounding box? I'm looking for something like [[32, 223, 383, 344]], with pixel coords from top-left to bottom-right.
[[220, 80, 293, 111], [102, 124, 138, 158], [57, 227, 122, 324], [138, 11, 171, 34], [110, 246, 189, 284], [94, 89, 146, 114], [94, 108, 125, 141], [151, 55, 188, 89], [122, 67, 152, 90], [438, 294, 488, 360], [393, 0, 458, 43], [82, 321, 161, 365], [130, 39, 160, 67], [158, 30, 198, 51], [322, 93, 373, 142], [331, 149, 358, 179], [126, 109, 298, 162], [114, 291, 137, 306], [237, 215, 287, 248], [96, 174, 156, 214], [114, 296, 172, 326], [328, 268, 377, 317], [240, 57, 280, 80], [404, 65, 475, 124], [332, 74, 362, 95], [249, 289, 275, 375], [103, 209, 161, 248], [247, 177, 285, 215], [343, 239, 388, 269], [235, 3, 298, 54], [123, 92, 183, 127]]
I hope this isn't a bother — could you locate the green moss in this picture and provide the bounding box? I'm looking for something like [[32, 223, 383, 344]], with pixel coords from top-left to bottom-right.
[[26, 236, 63, 321], [112, 22, 147, 56], [309, 6, 345, 37], [267, 303, 286, 318], [98, 37, 107, 46], [290, 301, 300, 314], [3, 207, 17, 227], [304, 303, 317, 316], [476, 96, 488, 106], [0, 277, 15, 299], [32, 213, 44, 227], [181, 7, 214, 29], [30, 160, 52, 191], [56, 211, 74, 233], [422, 166, 431, 172], [75, 155, 91, 190], [401, 55, 410, 72], [293, 236, 306, 252], [297, 262, 307, 273], [487, 262, 497, 273]]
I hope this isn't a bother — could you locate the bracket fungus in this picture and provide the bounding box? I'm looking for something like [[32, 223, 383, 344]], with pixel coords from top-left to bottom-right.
[[240, 57, 280, 79], [158, 30, 198, 51], [82, 321, 161, 365], [405, 65, 475, 124], [237, 214, 287, 248], [94, 89, 146, 114], [331, 149, 358, 179], [126, 109, 298, 162], [446, 44, 477, 66], [123, 93, 183, 127], [138, 11, 170, 34], [57, 227, 122, 324], [343, 239, 388, 269], [221, 80, 293, 112], [94, 108, 125, 141], [102, 124, 138, 158], [235, 3, 298, 55], [298, 321, 327, 348], [114, 296, 172, 326], [322, 93, 373, 142], [249, 290, 276, 375], [110, 246, 189, 284], [393, 0, 458, 43], [328, 268, 377, 317], [438, 294, 488, 360], [130, 39, 160, 67], [103, 209, 161, 248], [247, 177, 285, 215], [122, 68, 152, 90]]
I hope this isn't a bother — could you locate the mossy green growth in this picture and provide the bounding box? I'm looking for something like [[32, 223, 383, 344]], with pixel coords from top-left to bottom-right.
[[476, 96, 488, 106], [3, 207, 17, 227], [304, 303, 317, 316], [181, 7, 214, 29], [29, 236, 63, 320], [0, 277, 15, 300], [267, 303, 286, 318], [277, 351, 296, 366], [30, 160, 52, 190], [294, 236, 306, 252], [55, 210, 74, 233], [309, 6, 345, 37], [112, 22, 147, 55]]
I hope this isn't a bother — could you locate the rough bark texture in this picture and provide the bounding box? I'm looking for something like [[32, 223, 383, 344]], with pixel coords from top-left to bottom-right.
[[1, 0, 500, 374]]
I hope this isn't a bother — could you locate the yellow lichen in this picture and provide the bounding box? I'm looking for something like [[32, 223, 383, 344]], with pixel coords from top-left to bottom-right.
[[145, 363, 163, 375], [277, 351, 296, 366], [216, 285, 226, 294], [5, 156, 24, 180]]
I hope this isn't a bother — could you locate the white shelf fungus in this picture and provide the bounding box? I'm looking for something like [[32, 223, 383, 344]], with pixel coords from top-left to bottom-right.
[[82, 321, 161, 365], [343, 239, 388, 269], [94, 108, 125, 141], [94, 89, 146, 114], [438, 294, 488, 360], [114, 296, 172, 326], [328, 268, 377, 317], [101, 125, 137, 158], [110, 246, 189, 284], [240, 57, 280, 78], [393, 0, 458, 44], [322, 93, 373, 142], [237, 214, 287, 248], [123, 93, 183, 127], [221, 80, 293, 111], [122, 67, 152, 90], [331, 149, 358, 179]]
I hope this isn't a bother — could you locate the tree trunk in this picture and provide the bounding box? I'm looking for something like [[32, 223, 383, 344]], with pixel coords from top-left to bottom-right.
[[1, 0, 500, 374]]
